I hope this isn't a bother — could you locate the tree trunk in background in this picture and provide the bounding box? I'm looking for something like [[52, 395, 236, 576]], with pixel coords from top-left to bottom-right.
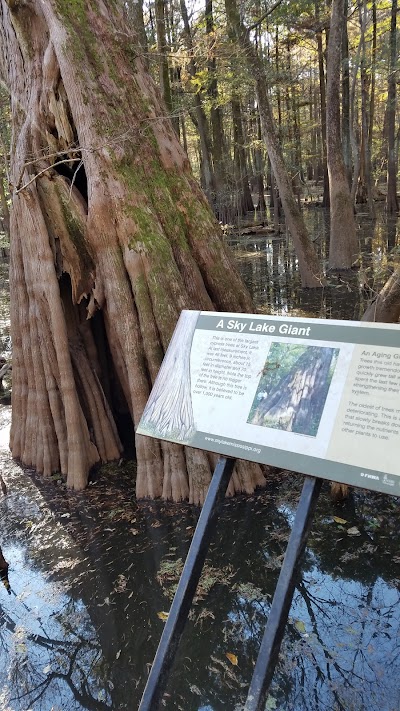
[[180, 0, 217, 209], [287, 43, 304, 186], [0, 0, 266, 502], [357, 0, 375, 215], [349, 25, 362, 206], [368, 0, 377, 166], [255, 112, 266, 212], [206, 0, 231, 222], [231, 97, 254, 214], [341, 0, 351, 185], [225, 0, 324, 288], [155, 0, 174, 119], [386, 0, 399, 215], [275, 26, 283, 138], [326, 0, 358, 269], [126, 0, 148, 70], [316, 0, 329, 207]]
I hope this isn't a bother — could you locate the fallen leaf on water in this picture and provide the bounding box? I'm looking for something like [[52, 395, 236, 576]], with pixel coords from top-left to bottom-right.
[[116, 649, 121, 659], [347, 526, 361, 536], [226, 652, 238, 666], [157, 611, 169, 621], [294, 619, 306, 634], [333, 516, 347, 525], [189, 684, 201, 695]]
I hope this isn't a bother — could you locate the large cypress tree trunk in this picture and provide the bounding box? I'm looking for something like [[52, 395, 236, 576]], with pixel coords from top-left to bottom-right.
[[0, 0, 266, 502]]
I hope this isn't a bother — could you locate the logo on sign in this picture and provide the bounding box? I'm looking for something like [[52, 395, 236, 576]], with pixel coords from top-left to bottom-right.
[[360, 472, 380, 481]]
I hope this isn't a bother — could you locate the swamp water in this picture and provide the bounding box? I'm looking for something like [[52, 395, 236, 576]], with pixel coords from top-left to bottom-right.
[[1, 211, 400, 711]]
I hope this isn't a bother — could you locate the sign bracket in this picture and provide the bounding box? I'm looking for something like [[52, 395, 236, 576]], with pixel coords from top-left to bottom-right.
[[139, 463, 322, 711], [138, 456, 236, 711], [244, 474, 322, 710]]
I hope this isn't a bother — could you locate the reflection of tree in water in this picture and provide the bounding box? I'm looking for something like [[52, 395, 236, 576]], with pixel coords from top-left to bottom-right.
[[249, 344, 339, 436], [288, 577, 400, 711], [0, 469, 117, 710], [254, 489, 400, 711], [0, 594, 111, 710], [160, 484, 400, 711]]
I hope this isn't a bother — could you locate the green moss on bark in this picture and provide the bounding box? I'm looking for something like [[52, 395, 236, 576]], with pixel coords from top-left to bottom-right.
[[54, 0, 103, 75], [118, 158, 213, 256]]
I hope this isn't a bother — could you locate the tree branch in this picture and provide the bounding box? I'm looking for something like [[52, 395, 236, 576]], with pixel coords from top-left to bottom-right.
[[247, 0, 285, 32], [15, 158, 79, 194]]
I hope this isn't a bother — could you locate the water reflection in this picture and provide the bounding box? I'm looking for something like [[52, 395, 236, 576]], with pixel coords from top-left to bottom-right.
[[0, 472, 112, 710], [230, 207, 399, 321], [2, 458, 400, 710]]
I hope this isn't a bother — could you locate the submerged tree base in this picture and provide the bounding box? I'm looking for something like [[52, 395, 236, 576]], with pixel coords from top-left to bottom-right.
[[2, 0, 266, 501]]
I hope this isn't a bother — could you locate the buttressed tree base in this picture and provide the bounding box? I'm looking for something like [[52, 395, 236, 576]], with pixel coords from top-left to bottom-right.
[[0, 0, 266, 502]]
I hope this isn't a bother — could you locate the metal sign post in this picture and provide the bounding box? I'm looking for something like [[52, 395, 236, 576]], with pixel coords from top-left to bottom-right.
[[139, 466, 322, 711], [244, 475, 322, 710], [138, 457, 235, 711]]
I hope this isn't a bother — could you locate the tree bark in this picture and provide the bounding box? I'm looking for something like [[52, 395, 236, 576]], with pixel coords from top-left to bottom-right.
[[341, 0, 351, 186], [326, 0, 358, 269], [357, 0, 375, 216], [0, 168, 9, 240], [254, 112, 266, 212], [368, 0, 376, 165], [362, 268, 400, 323], [0, 0, 266, 502], [126, 0, 148, 70], [206, 0, 232, 222], [231, 97, 254, 214]]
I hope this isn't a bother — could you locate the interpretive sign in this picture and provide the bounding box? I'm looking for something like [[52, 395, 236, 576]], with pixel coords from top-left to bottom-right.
[[137, 311, 400, 496]]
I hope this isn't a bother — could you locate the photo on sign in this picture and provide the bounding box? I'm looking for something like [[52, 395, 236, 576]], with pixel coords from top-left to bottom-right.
[[247, 343, 340, 436]]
